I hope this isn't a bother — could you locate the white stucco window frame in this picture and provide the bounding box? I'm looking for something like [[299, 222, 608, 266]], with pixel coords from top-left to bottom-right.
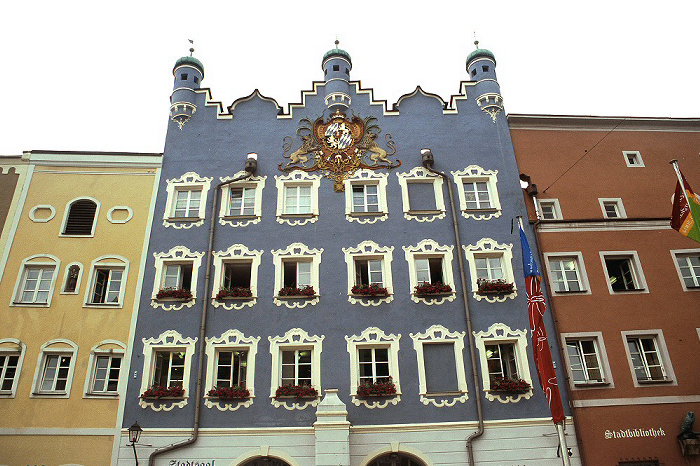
[[621, 329, 677, 387], [463, 238, 517, 302], [410, 325, 468, 407], [396, 166, 446, 222], [623, 150, 645, 167], [274, 171, 321, 226], [403, 239, 456, 305], [218, 172, 267, 227], [343, 240, 394, 306], [473, 323, 533, 403], [0, 338, 27, 398], [537, 198, 563, 220], [343, 169, 389, 224], [28, 204, 56, 223], [269, 328, 324, 410], [599, 198, 627, 219], [151, 246, 204, 311], [163, 172, 213, 229], [59, 196, 100, 237], [560, 331, 614, 390], [83, 339, 126, 398], [346, 327, 401, 409], [139, 330, 198, 411], [543, 251, 592, 295], [271, 243, 322, 309], [204, 329, 260, 411], [11, 254, 61, 308], [211, 244, 263, 310], [599, 250, 649, 295], [106, 206, 133, 224], [670, 248, 700, 292], [82, 255, 129, 308], [30, 338, 78, 399], [451, 165, 501, 220]]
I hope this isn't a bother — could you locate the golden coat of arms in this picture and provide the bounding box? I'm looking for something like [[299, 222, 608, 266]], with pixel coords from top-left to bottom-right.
[[280, 113, 400, 191]]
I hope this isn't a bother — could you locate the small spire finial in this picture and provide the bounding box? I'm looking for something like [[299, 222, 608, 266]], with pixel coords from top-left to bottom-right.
[[474, 39, 479, 50], [335, 38, 340, 49], [188, 39, 194, 56]]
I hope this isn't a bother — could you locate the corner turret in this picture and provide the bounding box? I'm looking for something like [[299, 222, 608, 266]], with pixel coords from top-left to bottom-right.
[[170, 47, 204, 130], [322, 40, 352, 112], [467, 41, 503, 122], [466, 40, 497, 81]]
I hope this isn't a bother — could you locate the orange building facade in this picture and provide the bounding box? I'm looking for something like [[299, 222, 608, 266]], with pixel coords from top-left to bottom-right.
[[510, 115, 700, 465]]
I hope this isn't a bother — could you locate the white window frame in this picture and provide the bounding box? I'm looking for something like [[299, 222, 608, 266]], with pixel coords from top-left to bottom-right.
[[600, 250, 648, 294], [345, 327, 401, 409], [343, 169, 389, 224], [403, 239, 456, 305], [83, 339, 125, 398], [271, 243, 322, 308], [620, 329, 676, 387], [163, 172, 213, 229], [451, 165, 501, 220], [599, 198, 627, 219], [152, 246, 204, 311], [204, 329, 260, 411], [670, 248, 700, 292], [396, 167, 446, 222], [0, 338, 26, 398], [275, 171, 321, 226], [537, 199, 563, 220], [343, 241, 394, 306], [560, 332, 613, 390], [60, 261, 83, 295], [218, 172, 267, 227], [83, 255, 129, 308], [269, 328, 324, 410], [31, 339, 78, 398], [11, 254, 60, 307], [463, 238, 517, 302], [211, 244, 263, 310], [139, 330, 197, 411], [410, 325, 468, 407], [59, 196, 100, 237], [544, 252, 591, 295], [473, 323, 533, 403], [623, 150, 644, 167]]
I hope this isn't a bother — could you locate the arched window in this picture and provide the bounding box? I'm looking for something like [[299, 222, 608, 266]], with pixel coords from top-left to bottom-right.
[[369, 453, 427, 466], [241, 459, 291, 466], [63, 198, 98, 235]]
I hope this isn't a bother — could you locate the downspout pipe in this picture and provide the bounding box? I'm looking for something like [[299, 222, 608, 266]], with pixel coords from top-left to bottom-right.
[[148, 154, 258, 466], [421, 149, 484, 465]]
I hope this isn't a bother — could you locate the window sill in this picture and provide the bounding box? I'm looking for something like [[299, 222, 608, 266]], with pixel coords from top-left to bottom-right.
[[58, 233, 96, 238], [153, 297, 194, 302], [274, 395, 318, 400], [140, 396, 187, 401], [349, 211, 387, 217], [463, 208, 498, 213], [636, 378, 673, 385], [424, 391, 465, 397], [222, 215, 259, 220], [84, 303, 122, 308], [31, 391, 69, 398], [279, 213, 317, 218], [573, 381, 609, 387], [84, 392, 119, 399], [215, 296, 256, 300], [166, 216, 202, 222], [408, 209, 444, 215], [11, 302, 50, 307], [350, 293, 391, 298], [413, 292, 454, 298], [275, 294, 319, 299], [611, 288, 646, 293], [477, 289, 515, 295], [553, 289, 589, 294], [205, 395, 252, 400]]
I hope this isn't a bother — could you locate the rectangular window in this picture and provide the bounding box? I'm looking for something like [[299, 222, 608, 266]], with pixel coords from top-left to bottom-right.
[[423, 343, 459, 393], [228, 187, 255, 216], [91, 355, 121, 393], [0, 353, 20, 393], [603, 202, 620, 218], [623, 151, 644, 167], [566, 339, 604, 384], [463, 181, 492, 210], [355, 259, 384, 287], [352, 184, 380, 213], [605, 257, 639, 291], [284, 185, 312, 215], [475, 256, 505, 280], [627, 337, 667, 382], [599, 198, 626, 219], [676, 254, 700, 288], [407, 181, 437, 211], [485, 343, 518, 384], [152, 351, 185, 388], [173, 189, 202, 218], [549, 258, 582, 292], [540, 203, 556, 219], [90, 268, 123, 304], [415, 257, 444, 284], [281, 349, 312, 386], [17, 266, 55, 304], [223, 262, 252, 289], [283, 260, 311, 288], [40, 354, 72, 393], [358, 347, 390, 384], [163, 264, 193, 290], [215, 350, 248, 388]]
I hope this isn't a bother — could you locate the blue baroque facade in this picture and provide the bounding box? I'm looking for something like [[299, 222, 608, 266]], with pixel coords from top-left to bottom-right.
[[117, 43, 581, 466]]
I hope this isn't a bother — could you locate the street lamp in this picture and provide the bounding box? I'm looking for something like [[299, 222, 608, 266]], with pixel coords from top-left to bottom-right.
[[128, 422, 142, 465]]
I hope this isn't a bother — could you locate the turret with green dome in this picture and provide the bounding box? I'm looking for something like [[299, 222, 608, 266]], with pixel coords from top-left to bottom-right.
[[321, 40, 352, 113], [170, 46, 204, 130], [466, 40, 497, 82]]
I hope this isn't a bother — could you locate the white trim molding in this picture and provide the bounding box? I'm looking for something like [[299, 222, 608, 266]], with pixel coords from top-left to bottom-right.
[[30, 338, 78, 399], [543, 251, 591, 296], [560, 331, 614, 390], [10, 254, 61, 307], [598, 197, 627, 219], [343, 169, 389, 224], [107, 206, 133, 224], [163, 171, 213, 229], [669, 248, 700, 292], [620, 329, 677, 387], [403, 239, 456, 305], [82, 254, 130, 308], [0, 338, 26, 398], [599, 250, 649, 294], [271, 243, 323, 309], [28, 204, 56, 223], [463, 238, 517, 302], [275, 171, 321, 226], [82, 339, 125, 398], [451, 165, 501, 220], [343, 241, 394, 306], [211, 244, 263, 310], [218, 172, 267, 227], [396, 167, 446, 222], [151, 246, 204, 310], [59, 196, 100, 237]]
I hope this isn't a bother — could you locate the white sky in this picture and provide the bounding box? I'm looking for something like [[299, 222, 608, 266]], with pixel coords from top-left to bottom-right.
[[1, 1, 698, 155]]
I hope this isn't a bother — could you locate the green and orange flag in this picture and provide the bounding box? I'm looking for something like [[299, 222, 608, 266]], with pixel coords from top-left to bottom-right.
[[671, 164, 700, 244]]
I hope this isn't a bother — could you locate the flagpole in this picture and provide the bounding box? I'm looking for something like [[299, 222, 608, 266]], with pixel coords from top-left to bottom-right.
[[518, 216, 571, 466], [670, 160, 687, 192]]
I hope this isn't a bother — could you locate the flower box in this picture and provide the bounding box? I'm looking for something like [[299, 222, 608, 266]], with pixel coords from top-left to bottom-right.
[[215, 287, 253, 299], [277, 285, 316, 298], [357, 377, 397, 397], [477, 279, 514, 294], [155, 288, 193, 300], [206, 385, 250, 399], [140, 385, 185, 399], [351, 284, 389, 296], [414, 282, 452, 296], [274, 384, 318, 398], [489, 377, 530, 393]]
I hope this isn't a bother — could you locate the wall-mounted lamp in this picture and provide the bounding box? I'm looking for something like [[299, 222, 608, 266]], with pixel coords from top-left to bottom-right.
[[519, 173, 538, 197], [245, 152, 258, 174], [128, 422, 143, 465], [420, 148, 434, 168]]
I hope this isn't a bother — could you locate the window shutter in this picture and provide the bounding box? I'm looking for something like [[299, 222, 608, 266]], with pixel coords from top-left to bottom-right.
[[423, 343, 459, 393], [64, 200, 97, 235]]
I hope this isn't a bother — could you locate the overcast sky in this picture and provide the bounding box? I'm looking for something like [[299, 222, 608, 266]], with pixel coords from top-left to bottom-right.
[[2, 1, 698, 155]]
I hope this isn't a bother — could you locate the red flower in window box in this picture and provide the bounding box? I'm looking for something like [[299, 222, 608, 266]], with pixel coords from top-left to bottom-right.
[[414, 282, 452, 296], [277, 285, 315, 297], [274, 384, 318, 398], [206, 385, 250, 399], [156, 288, 193, 300], [215, 287, 253, 299], [490, 377, 530, 393], [477, 279, 514, 294], [140, 385, 185, 399], [357, 377, 397, 397], [351, 283, 389, 296]]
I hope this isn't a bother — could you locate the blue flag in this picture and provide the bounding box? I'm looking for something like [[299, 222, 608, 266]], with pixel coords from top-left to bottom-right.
[[520, 226, 539, 277]]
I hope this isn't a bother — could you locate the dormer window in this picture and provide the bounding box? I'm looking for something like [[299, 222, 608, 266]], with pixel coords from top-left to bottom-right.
[[333, 65, 339, 71], [181, 73, 188, 80]]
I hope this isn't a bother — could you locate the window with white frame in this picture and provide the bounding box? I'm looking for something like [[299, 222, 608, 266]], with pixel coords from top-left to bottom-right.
[[61, 197, 99, 236], [275, 172, 321, 226], [403, 239, 456, 304], [211, 245, 262, 310], [545, 252, 590, 294], [671, 250, 700, 290], [219, 173, 267, 227], [152, 246, 204, 310], [283, 260, 311, 288], [84, 340, 125, 396], [269, 328, 324, 409], [272, 243, 322, 307], [153, 350, 186, 387], [623, 151, 644, 167], [31, 339, 77, 398], [0, 339, 26, 398], [565, 338, 606, 385], [343, 170, 388, 223], [621, 330, 675, 385], [396, 167, 446, 222], [204, 330, 259, 409], [600, 251, 647, 293], [485, 343, 519, 383], [599, 198, 627, 219], [12, 254, 60, 306], [85, 255, 129, 306], [343, 241, 394, 305], [537, 199, 562, 220], [451, 165, 501, 220], [163, 172, 213, 228], [463, 238, 516, 302]]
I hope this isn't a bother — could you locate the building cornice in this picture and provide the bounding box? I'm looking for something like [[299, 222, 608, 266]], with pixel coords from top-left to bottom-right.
[[22, 150, 163, 168], [536, 218, 671, 233], [508, 114, 700, 132]]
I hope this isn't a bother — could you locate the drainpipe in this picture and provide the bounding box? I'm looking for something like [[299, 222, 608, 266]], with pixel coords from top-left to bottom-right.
[[421, 149, 484, 466], [148, 153, 259, 466]]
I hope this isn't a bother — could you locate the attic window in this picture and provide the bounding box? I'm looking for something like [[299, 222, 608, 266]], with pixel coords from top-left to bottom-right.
[[181, 73, 188, 80], [324, 69, 328, 76], [482, 65, 489, 72], [471, 69, 477, 77], [63, 199, 98, 235], [345, 68, 349, 75], [193, 76, 199, 84], [333, 65, 339, 71]]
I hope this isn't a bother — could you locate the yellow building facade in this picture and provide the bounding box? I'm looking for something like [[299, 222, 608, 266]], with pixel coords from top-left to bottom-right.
[[0, 151, 161, 466]]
